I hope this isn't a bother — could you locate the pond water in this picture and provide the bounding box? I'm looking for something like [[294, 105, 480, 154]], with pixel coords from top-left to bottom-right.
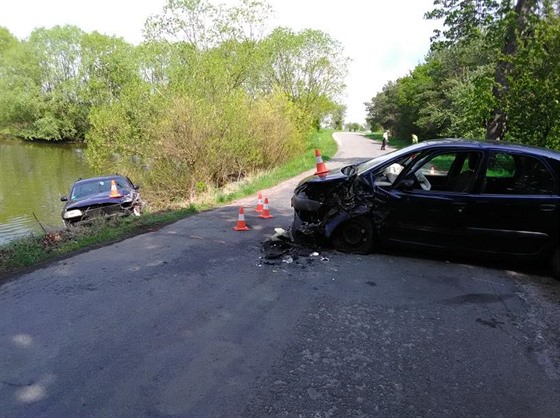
[[0, 136, 95, 246]]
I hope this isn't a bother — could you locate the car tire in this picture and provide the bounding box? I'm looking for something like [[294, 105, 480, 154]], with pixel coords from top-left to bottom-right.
[[550, 246, 560, 280], [332, 216, 374, 254]]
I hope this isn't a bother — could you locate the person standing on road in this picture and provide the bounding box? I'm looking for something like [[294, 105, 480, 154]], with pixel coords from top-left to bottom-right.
[[381, 130, 389, 150], [412, 133, 418, 144]]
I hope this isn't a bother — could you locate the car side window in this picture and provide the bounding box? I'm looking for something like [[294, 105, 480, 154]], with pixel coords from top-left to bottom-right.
[[411, 151, 481, 193], [484, 152, 554, 195]]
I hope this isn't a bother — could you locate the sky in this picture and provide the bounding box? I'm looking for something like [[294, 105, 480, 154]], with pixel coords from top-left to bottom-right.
[[0, 0, 438, 124]]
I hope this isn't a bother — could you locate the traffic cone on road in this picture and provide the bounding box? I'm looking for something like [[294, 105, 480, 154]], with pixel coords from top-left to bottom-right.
[[109, 179, 122, 198], [314, 149, 329, 175], [255, 192, 264, 213], [233, 207, 250, 231], [258, 197, 273, 219]]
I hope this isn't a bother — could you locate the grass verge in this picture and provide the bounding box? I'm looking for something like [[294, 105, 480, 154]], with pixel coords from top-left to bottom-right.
[[0, 129, 337, 278]]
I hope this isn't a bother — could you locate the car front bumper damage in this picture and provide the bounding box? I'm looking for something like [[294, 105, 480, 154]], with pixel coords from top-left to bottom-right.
[[291, 181, 380, 246]]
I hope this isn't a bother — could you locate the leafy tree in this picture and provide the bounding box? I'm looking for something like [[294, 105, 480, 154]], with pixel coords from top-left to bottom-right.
[[367, 1, 560, 148], [0, 34, 43, 137], [365, 82, 399, 133], [0, 27, 18, 54], [413, 39, 496, 139], [506, 9, 560, 147], [329, 104, 346, 130], [86, 0, 319, 201], [143, 0, 272, 48], [79, 32, 140, 106], [426, 0, 540, 140], [259, 27, 348, 129], [344, 122, 363, 132]]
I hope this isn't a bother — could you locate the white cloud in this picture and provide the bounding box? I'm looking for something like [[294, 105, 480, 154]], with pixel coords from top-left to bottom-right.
[[0, 0, 438, 124]]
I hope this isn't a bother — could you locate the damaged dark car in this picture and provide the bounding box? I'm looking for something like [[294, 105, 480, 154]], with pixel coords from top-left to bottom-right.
[[291, 139, 560, 278], [61, 175, 144, 226]]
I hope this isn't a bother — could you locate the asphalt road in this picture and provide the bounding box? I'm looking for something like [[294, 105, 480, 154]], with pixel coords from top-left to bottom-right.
[[1, 132, 560, 417]]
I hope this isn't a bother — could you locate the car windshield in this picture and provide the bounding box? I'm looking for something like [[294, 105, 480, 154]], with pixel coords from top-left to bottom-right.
[[355, 146, 422, 175], [71, 178, 126, 200]]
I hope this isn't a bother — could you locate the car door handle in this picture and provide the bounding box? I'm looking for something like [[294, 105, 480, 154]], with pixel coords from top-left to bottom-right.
[[540, 204, 558, 212]]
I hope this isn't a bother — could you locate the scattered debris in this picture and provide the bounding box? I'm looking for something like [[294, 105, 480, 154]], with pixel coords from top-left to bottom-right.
[[260, 226, 333, 270], [282, 256, 294, 264]]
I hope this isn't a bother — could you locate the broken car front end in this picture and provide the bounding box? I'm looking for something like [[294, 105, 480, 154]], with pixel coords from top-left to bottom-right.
[[62, 194, 141, 226], [61, 175, 143, 227], [291, 169, 377, 251]]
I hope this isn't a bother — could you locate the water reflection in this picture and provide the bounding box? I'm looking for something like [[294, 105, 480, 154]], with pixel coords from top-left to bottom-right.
[[0, 136, 95, 245]]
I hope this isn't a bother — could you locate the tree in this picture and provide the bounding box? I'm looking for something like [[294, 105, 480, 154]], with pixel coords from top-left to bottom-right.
[[365, 81, 400, 133], [12, 25, 88, 140], [329, 104, 346, 130], [426, 0, 540, 140], [506, 9, 560, 147], [344, 122, 363, 132], [0, 27, 18, 54], [0, 32, 43, 137], [79, 32, 140, 106], [86, 0, 313, 201], [260, 27, 348, 129]]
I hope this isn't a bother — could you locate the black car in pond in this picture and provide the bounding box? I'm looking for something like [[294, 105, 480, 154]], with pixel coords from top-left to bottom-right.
[[61, 175, 143, 226], [291, 139, 560, 278]]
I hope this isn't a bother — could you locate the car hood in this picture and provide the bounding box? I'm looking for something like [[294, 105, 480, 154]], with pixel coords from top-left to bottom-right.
[[65, 192, 134, 210], [297, 167, 350, 186]]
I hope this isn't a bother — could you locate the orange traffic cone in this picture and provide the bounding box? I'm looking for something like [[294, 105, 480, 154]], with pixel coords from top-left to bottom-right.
[[233, 207, 250, 231], [109, 179, 122, 198], [258, 197, 273, 219], [255, 192, 264, 213], [314, 149, 329, 175]]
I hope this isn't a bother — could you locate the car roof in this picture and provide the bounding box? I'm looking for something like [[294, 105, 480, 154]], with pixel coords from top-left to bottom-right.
[[414, 138, 560, 160]]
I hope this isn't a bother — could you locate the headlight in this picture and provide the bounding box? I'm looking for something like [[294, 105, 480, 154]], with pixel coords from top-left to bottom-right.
[[63, 209, 83, 219]]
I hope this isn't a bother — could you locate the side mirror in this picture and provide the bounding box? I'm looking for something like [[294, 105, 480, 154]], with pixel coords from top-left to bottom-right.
[[134, 185, 140, 190], [60, 196, 68, 202]]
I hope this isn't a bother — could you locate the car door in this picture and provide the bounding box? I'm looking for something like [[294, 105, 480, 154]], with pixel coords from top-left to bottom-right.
[[376, 150, 483, 252], [464, 151, 560, 257]]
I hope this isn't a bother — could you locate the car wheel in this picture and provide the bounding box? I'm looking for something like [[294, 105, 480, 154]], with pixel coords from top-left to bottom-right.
[[550, 247, 560, 280], [332, 216, 374, 254]]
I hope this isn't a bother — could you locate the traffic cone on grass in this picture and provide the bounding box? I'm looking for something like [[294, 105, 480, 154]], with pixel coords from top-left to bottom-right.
[[109, 179, 122, 198], [258, 197, 273, 219], [233, 207, 250, 231], [255, 192, 264, 213], [314, 149, 329, 175]]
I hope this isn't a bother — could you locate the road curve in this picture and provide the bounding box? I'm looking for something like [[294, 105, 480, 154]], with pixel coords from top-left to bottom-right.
[[1, 132, 559, 417]]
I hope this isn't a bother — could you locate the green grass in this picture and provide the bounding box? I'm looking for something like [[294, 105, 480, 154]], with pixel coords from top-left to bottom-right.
[[0, 129, 336, 278]]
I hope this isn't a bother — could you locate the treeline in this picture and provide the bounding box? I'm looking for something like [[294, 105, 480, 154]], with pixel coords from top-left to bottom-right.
[[0, 0, 348, 201], [366, 0, 560, 150]]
